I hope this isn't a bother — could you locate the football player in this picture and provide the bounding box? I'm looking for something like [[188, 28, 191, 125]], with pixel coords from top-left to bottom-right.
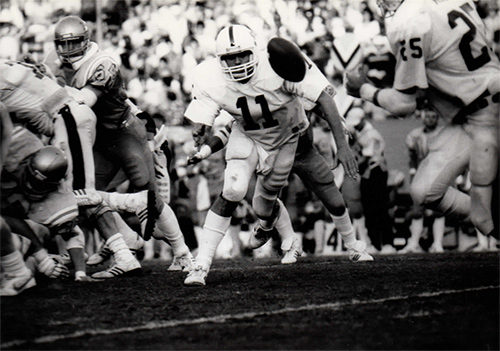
[[188, 110, 375, 262], [44, 16, 194, 274], [0, 59, 142, 279], [346, 0, 499, 240], [0, 101, 37, 296], [182, 25, 371, 286], [2, 143, 74, 282]]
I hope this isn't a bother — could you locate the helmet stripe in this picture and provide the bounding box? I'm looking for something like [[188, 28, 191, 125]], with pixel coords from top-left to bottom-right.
[[228, 25, 235, 47]]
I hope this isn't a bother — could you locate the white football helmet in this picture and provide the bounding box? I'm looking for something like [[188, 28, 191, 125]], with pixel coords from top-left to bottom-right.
[[376, 0, 405, 18], [54, 16, 90, 64], [215, 25, 258, 82]]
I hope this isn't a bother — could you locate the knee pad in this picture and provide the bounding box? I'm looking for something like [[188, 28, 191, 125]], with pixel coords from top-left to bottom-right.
[[222, 169, 250, 203], [470, 141, 498, 186]]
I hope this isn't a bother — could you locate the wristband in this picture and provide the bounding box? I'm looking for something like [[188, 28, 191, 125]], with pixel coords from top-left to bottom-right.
[[198, 144, 213, 159], [360, 84, 379, 104]]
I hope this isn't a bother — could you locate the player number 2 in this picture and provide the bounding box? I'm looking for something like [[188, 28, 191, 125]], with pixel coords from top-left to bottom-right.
[[448, 3, 490, 71], [236, 95, 279, 131]]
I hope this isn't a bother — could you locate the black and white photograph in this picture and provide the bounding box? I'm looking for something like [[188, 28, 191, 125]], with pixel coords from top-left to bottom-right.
[[0, 0, 499, 349]]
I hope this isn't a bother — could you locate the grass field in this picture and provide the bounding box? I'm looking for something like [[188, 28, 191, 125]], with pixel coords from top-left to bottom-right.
[[2, 252, 499, 350]]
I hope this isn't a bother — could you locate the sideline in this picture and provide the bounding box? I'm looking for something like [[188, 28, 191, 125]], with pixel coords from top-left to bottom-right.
[[2, 285, 498, 349]]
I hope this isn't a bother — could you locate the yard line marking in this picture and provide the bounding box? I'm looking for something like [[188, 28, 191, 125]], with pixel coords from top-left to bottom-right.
[[2, 285, 498, 349]]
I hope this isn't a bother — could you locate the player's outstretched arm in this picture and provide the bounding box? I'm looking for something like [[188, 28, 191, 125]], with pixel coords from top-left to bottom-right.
[[345, 65, 417, 116], [315, 89, 359, 179]]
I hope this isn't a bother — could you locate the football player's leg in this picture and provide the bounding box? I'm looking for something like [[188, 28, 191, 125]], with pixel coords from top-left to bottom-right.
[[466, 121, 498, 237], [411, 127, 471, 218], [0, 218, 36, 296], [68, 101, 97, 189], [120, 120, 192, 258], [293, 141, 366, 254], [254, 140, 297, 225], [85, 204, 141, 279], [253, 141, 299, 252], [197, 156, 257, 269]]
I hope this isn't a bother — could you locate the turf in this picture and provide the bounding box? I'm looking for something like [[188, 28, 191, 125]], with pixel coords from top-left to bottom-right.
[[1, 252, 498, 350]]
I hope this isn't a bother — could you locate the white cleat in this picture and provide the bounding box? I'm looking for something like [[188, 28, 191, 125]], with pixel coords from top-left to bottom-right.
[[281, 237, 302, 264], [0, 269, 36, 296], [87, 240, 142, 266], [168, 251, 195, 272], [248, 225, 276, 249], [184, 265, 209, 286], [91, 259, 142, 279], [347, 240, 374, 262]]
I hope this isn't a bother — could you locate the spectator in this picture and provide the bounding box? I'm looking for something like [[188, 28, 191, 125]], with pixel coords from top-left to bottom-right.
[[346, 107, 395, 253]]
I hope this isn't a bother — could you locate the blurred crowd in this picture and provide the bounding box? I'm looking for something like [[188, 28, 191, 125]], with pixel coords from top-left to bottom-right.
[[1, 0, 499, 261]]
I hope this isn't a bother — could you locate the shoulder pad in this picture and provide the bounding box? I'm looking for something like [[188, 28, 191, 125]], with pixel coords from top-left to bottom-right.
[[388, 1, 431, 40], [85, 54, 119, 87], [2, 61, 30, 86], [267, 37, 307, 82]]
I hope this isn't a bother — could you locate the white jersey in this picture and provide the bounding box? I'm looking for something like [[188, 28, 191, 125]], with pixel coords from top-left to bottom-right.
[[386, 0, 500, 117], [185, 50, 330, 150], [0, 60, 72, 136]]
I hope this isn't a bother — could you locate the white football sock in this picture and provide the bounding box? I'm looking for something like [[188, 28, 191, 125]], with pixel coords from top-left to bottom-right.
[[408, 217, 424, 247], [153, 204, 190, 256], [196, 210, 231, 270], [106, 233, 136, 263], [331, 209, 356, 248], [273, 199, 296, 251], [1, 251, 29, 275], [112, 212, 143, 249], [432, 216, 445, 249]]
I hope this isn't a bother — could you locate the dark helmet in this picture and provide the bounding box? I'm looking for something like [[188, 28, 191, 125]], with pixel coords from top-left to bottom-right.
[[54, 16, 90, 64], [22, 146, 68, 201]]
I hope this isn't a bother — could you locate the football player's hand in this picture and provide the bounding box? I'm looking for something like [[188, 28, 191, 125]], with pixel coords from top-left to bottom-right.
[[336, 146, 359, 179], [187, 144, 212, 165], [38, 256, 70, 279], [345, 65, 370, 98], [192, 124, 211, 148]]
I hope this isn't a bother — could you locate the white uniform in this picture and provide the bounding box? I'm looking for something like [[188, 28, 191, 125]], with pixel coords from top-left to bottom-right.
[[0, 59, 97, 190], [386, 0, 498, 235], [0, 60, 67, 137], [185, 50, 330, 212], [387, 0, 499, 126], [407, 124, 472, 208]]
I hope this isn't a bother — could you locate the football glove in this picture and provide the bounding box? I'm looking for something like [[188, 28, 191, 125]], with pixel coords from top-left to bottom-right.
[[187, 144, 212, 165], [38, 255, 70, 279]]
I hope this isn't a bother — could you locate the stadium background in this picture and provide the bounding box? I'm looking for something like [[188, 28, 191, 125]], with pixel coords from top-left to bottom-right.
[[1, 0, 499, 350]]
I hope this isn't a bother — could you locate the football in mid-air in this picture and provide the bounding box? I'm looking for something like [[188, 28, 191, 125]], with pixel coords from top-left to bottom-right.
[[267, 37, 307, 82]]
